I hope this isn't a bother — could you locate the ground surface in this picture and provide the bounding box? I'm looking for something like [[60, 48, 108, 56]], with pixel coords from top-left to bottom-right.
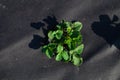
[[0, 0, 120, 80]]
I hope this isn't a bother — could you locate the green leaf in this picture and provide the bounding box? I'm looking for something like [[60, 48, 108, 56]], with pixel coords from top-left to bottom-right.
[[48, 31, 55, 40], [67, 26, 72, 34], [68, 54, 72, 61], [69, 44, 84, 55], [48, 43, 56, 48], [42, 44, 54, 59], [57, 44, 63, 53], [57, 20, 66, 29], [71, 42, 76, 50], [42, 45, 48, 53], [45, 48, 53, 59], [55, 53, 62, 61], [68, 42, 71, 49], [64, 37, 72, 49], [75, 44, 84, 55], [65, 37, 72, 43], [56, 25, 61, 29], [64, 21, 71, 28], [69, 50, 74, 54], [72, 35, 82, 47], [72, 55, 83, 66], [80, 57, 83, 64], [62, 50, 69, 61], [73, 35, 82, 41], [65, 41, 71, 49], [59, 20, 72, 30], [55, 30, 63, 39], [70, 31, 80, 38], [72, 22, 82, 31]]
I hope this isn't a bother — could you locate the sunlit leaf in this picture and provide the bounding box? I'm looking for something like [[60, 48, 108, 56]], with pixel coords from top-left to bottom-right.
[[57, 44, 63, 53], [69, 44, 84, 55], [55, 30, 63, 39], [45, 48, 53, 59], [48, 31, 55, 40], [62, 50, 69, 61], [67, 26, 72, 34], [56, 53, 62, 61], [72, 22, 82, 31], [72, 55, 81, 66], [75, 44, 84, 55]]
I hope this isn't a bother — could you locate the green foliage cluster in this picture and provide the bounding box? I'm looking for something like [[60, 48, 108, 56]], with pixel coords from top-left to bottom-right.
[[42, 20, 84, 66]]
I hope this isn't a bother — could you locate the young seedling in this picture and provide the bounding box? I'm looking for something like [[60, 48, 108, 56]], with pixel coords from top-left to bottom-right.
[[42, 20, 84, 66]]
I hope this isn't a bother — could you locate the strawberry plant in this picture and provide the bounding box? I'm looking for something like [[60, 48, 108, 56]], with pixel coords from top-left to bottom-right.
[[42, 20, 84, 66]]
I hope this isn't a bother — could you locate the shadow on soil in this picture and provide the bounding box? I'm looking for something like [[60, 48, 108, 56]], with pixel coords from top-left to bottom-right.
[[91, 14, 120, 49], [29, 16, 58, 49]]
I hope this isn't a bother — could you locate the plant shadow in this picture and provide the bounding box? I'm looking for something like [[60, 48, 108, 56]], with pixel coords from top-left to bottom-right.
[[91, 14, 120, 49], [29, 16, 58, 49]]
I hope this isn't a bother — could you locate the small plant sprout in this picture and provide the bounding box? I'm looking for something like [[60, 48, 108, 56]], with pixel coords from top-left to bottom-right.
[[42, 20, 84, 66]]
